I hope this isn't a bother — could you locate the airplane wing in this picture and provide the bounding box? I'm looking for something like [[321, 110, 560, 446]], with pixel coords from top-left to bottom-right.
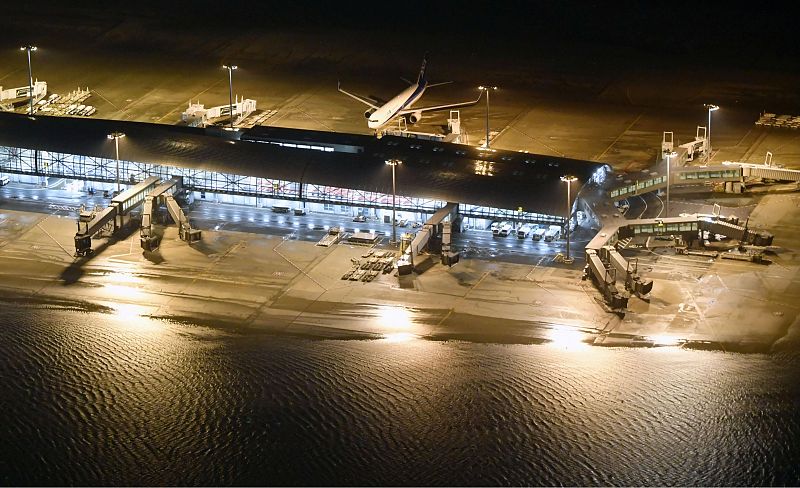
[[337, 81, 380, 110], [398, 91, 483, 115]]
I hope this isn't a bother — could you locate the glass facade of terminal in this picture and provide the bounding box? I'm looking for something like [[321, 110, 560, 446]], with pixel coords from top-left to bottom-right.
[[0, 145, 564, 227]]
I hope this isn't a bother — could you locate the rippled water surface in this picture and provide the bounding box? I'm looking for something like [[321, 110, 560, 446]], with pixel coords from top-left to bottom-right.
[[1, 305, 799, 486]]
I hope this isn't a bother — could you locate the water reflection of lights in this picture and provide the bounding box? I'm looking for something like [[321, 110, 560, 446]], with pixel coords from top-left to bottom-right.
[[647, 335, 684, 347], [382, 332, 418, 343], [546, 326, 590, 350], [104, 284, 145, 300], [109, 303, 161, 332], [377, 305, 414, 329]]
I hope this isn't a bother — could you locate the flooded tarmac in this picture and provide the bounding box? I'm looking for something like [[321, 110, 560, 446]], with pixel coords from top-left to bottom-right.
[[1, 303, 798, 486]]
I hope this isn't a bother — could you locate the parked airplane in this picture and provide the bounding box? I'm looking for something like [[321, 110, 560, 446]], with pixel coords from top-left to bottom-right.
[[338, 55, 483, 131]]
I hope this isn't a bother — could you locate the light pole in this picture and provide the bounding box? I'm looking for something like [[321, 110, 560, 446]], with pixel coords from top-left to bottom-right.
[[478, 85, 497, 148], [223, 64, 238, 129], [560, 175, 577, 264], [705, 104, 719, 161], [107, 132, 125, 193], [20, 45, 37, 116], [664, 150, 677, 218], [385, 159, 402, 246]]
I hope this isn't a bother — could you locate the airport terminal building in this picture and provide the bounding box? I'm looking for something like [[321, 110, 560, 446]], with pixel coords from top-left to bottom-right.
[[0, 112, 608, 229]]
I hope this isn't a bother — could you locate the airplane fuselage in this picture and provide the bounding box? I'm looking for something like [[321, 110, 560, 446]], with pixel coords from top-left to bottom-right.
[[367, 81, 427, 129]]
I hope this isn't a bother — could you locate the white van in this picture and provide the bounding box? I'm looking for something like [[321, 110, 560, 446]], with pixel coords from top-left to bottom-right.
[[498, 222, 514, 237], [532, 227, 547, 241], [0, 175, 10, 186], [517, 224, 533, 239], [492, 221, 509, 236], [544, 225, 562, 242]]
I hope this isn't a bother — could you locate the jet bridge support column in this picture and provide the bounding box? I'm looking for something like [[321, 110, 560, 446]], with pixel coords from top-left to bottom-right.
[[140, 195, 159, 251]]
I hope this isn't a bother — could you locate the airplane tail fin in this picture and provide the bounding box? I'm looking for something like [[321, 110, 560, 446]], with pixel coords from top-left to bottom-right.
[[416, 53, 428, 85]]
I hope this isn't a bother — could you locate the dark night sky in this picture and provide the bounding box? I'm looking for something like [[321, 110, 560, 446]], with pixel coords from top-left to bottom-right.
[[3, 1, 799, 75], [5, 1, 797, 50]]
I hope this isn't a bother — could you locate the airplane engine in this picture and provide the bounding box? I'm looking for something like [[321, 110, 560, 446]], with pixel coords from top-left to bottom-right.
[[364, 109, 375, 119], [408, 111, 422, 124]]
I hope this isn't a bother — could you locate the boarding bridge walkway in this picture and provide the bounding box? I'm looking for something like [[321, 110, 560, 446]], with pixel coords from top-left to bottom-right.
[[609, 164, 744, 201], [398, 202, 458, 274], [140, 177, 201, 251], [737, 163, 800, 182], [74, 176, 160, 255]]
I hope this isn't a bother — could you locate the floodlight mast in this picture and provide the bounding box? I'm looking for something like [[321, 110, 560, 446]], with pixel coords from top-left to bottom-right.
[[107, 132, 126, 193], [560, 175, 577, 263], [385, 159, 402, 246], [223, 64, 238, 128], [20, 45, 37, 116], [478, 86, 497, 148]]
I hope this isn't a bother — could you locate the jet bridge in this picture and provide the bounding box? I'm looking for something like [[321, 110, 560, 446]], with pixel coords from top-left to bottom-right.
[[583, 214, 774, 307], [74, 176, 160, 256], [397, 202, 458, 274], [140, 176, 201, 251]]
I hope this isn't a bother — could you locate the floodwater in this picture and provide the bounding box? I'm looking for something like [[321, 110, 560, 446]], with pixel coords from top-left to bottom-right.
[[1, 303, 798, 486]]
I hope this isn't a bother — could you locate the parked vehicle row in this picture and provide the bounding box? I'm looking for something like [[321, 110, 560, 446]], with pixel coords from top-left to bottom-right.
[[491, 221, 563, 241]]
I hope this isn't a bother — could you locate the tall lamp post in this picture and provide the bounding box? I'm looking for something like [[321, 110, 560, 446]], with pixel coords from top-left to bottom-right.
[[664, 150, 677, 218], [478, 85, 497, 148], [705, 104, 719, 161], [222, 64, 238, 129], [385, 159, 402, 246], [20, 45, 37, 116], [107, 132, 125, 193], [560, 175, 577, 264]]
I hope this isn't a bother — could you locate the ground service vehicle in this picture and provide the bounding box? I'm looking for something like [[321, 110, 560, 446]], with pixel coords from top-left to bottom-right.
[[544, 225, 562, 242]]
